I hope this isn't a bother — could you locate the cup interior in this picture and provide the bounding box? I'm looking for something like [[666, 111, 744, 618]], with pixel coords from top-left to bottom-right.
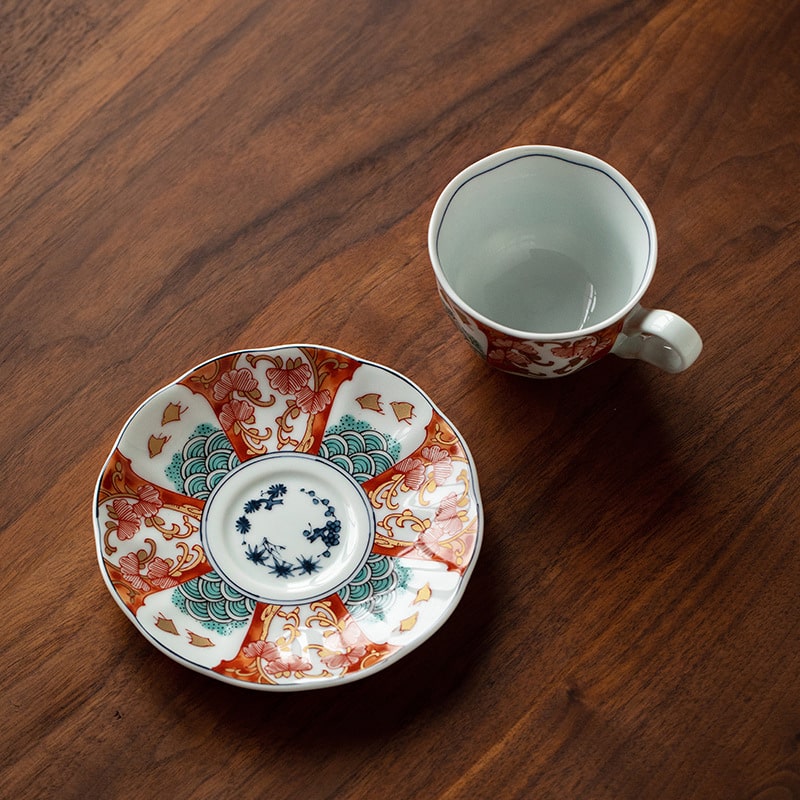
[[433, 150, 654, 335]]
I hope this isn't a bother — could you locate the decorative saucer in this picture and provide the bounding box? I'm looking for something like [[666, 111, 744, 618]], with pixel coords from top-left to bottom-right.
[[93, 345, 482, 690]]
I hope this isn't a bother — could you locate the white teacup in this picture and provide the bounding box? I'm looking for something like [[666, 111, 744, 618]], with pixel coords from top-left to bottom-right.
[[428, 145, 702, 378]]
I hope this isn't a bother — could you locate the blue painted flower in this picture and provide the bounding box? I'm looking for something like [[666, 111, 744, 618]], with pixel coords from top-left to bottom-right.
[[323, 534, 340, 548], [245, 543, 266, 565], [268, 558, 294, 578], [236, 516, 251, 534], [297, 556, 320, 574]]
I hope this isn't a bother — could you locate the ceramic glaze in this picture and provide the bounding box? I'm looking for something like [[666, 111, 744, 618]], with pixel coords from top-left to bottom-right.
[[429, 146, 702, 377], [201, 452, 375, 605], [94, 345, 482, 690]]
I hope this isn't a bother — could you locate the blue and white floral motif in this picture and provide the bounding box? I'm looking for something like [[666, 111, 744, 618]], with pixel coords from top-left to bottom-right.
[[319, 415, 401, 483], [235, 484, 342, 578], [165, 423, 240, 499], [171, 571, 256, 635]]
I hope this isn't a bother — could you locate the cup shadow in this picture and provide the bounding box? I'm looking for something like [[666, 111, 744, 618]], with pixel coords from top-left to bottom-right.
[[474, 355, 709, 581], [486, 354, 700, 485]]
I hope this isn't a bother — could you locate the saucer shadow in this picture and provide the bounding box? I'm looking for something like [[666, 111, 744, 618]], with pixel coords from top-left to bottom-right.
[[144, 540, 499, 743], [141, 358, 701, 747]]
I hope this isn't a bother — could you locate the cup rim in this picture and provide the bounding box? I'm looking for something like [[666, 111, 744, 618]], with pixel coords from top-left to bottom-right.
[[428, 145, 658, 341]]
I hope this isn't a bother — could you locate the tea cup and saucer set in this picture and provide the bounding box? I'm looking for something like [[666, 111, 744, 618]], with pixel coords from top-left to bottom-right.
[[93, 146, 702, 690]]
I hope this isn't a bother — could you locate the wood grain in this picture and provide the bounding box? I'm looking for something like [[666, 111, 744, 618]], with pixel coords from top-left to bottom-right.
[[1, 0, 798, 798]]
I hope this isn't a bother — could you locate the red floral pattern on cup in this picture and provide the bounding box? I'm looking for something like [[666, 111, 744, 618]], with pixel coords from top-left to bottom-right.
[[437, 282, 624, 377]]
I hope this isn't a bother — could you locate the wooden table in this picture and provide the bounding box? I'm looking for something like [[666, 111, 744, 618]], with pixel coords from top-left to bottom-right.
[[2, 1, 798, 797]]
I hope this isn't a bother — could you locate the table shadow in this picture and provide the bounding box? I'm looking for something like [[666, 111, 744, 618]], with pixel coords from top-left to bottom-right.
[[139, 518, 499, 748], [141, 356, 704, 752]]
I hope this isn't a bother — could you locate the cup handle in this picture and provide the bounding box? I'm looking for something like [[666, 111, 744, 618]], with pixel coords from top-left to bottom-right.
[[610, 305, 702, 373]]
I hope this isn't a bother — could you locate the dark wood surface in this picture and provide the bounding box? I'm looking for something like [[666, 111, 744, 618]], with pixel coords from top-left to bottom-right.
[[2, 1, 798, 798]]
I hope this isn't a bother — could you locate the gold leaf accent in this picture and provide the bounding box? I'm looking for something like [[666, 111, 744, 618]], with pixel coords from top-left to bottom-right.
[[155, 614, 179, 635], [161, 402, 185, 425], [390, 401, 415, 424], [378, 508, 426, 541], [187, 631, 215, 647], [398, 613, 418, 632], [413, 583, 432, 605], [356, 393, 384, 413], [148, 434, 169, 457]]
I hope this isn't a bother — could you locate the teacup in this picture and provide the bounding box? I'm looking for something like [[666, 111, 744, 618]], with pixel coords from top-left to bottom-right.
[[428, 145, 702, 378]]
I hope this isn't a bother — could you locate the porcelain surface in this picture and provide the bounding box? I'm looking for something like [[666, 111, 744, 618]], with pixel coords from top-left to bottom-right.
[[429, 146, 701, 377], [94, 345, 482, 690]]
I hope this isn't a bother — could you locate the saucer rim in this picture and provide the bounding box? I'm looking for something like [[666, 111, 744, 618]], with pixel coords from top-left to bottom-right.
[[93, 343, 484, 691]]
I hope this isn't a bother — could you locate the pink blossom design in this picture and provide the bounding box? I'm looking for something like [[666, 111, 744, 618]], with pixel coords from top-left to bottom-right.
[[416, 492, 465, 562], [294, 385, 331, 414], [243, 640, 312, 675], [416, 526, 450, 562], [243, 640, 276, 659], [111, 498, 140, 541], [266, 361, 312, 395], [486, 335, 549, 371], [131, 484, 162, 519], [213, 368, 259, 401], [421, 445, 452, 485], [551, 336, 597, 359], [433, 492, 464, 535], [320, 622, 369, 669], [395, 456, 426, 490], [488, 346, 531, 369], [146, 557, 178, 589], [118, 551, 149, 591], [219, 398, 255, 431], [275, 653, 313, 673], [118, 552, 177, 592], [109, 485, 162, 543]]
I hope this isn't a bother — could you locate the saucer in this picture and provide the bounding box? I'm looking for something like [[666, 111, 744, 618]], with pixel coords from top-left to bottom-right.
[[94, 345, 482, 690]]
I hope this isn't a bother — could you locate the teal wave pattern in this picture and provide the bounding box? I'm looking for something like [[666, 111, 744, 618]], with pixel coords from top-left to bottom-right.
[[165, 423, 240, 499], [171, 572, 256, 635], [319, 415, 401, 483], [339, 553, 410, 621]]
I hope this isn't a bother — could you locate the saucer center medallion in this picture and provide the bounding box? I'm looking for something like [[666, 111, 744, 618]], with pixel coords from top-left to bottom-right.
[[201, 452, 375, 605]]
